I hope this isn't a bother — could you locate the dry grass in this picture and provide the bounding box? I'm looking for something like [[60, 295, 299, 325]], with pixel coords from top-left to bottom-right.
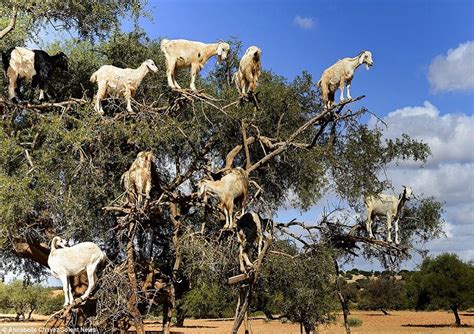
[[1, 311, 474, 333]]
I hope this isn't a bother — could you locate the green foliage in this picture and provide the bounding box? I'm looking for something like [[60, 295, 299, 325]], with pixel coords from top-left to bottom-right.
[[358, 276, 406, 311], [407, 253, 474, 312], [347, 317, 363, 327], [37, 293, 63, 315], [1, 0, 146, 40], [179, 281, 235, 319], [260, 241, 338, 331], [0, 280, 49, 319]]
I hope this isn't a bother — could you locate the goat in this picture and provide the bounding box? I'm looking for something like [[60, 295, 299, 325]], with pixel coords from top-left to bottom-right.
[[48, 236, 107, 306], [317, 51, 373, 109], [90, 59, 158, 114], [236, 212, 269, 273], [2, 47, 68, 103], [365, 186, 413, 245], [197, 167, 249, 229], [121, 151, 156, 208], [160, 39, 230, 91], [234, 46, 262, 97]]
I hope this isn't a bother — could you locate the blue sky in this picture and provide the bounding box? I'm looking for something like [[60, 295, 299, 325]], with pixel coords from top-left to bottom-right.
[[124, 0, 474, 270], [129, 0, 474, 117]]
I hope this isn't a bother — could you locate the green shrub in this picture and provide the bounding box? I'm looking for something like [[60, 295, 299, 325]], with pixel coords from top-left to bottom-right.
[[37, 294, 64, 315], [347, 317, 363, 327]]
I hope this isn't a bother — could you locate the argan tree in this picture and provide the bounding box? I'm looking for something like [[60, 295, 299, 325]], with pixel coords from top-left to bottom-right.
[[407, 253, 474, 327], [0, 6, 445, 333]]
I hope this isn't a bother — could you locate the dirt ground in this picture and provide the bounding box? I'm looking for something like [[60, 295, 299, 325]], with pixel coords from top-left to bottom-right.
[[1, 310, 474, 333]]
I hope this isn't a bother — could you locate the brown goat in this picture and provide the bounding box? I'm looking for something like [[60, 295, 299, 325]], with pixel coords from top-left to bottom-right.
[[197, 168, 249, 229], [121, 151, 156, 208]]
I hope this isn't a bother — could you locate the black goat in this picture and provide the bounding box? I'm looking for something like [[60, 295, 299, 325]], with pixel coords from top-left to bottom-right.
[[2, 47, 68, 103], [236, 212, 270, 273]]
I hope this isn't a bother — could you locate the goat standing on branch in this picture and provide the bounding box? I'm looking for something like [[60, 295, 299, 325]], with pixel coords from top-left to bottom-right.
[[121, 151, 158, 209], [2, 47, 68, 103], [317, 50, 373, 109], [365, 186, 413, 245], [234, 46, 262, 98], [160, 39, 230, 91], [198, 168, 249, 229], [90, 59, 158, 114], [48, 237, 107, 307], [236, 212, 269, 273]]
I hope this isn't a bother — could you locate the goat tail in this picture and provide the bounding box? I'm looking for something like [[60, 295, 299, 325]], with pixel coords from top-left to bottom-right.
[[316, 78, 322, 88], [89, 71, 98, 83]]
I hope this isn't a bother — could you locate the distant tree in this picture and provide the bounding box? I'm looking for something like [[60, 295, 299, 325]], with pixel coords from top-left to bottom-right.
[[261, 241, 338, 334], [358, 276, 405, 314], [407, 253, 474, 326], [0, 280, 48, 320]]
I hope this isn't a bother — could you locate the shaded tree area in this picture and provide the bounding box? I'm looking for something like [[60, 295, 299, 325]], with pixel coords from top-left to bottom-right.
[[0, 2, 446, 333], [0, 280, 50, 321], [406, 253, 474, 327]]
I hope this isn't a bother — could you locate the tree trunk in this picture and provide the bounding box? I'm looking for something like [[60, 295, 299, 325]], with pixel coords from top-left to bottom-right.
[[452, 305, 461, 327], [175, 306, 186, 327], [126, 222, 144, 334], [380, 308, 390, 315], [303, 321, 315, 334], [334, 260, 351, 334], [27, 307, 35, 320]]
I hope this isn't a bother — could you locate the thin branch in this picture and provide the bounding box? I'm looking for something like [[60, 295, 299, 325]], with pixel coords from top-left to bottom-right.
[[246, 96, 365, 173], [0, 5, 18, 40]]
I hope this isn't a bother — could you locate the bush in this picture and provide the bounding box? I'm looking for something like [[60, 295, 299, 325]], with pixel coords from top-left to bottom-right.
[[347, 317, 363, 327], [37, 294, 64, 315]]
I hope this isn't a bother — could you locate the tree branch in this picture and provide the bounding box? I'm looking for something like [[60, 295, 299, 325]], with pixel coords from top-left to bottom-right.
[[0, 5, 18, 40]]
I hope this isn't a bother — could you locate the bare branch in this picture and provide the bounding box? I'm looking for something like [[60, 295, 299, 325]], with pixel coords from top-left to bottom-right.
[[0, 5, 18, 40]]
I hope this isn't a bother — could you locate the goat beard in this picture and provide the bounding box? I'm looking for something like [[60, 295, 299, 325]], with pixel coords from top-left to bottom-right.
[[217, 55, 222, 64]]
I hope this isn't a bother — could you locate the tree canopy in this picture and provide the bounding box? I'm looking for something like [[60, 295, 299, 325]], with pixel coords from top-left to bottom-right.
[[406, 253, 474, 326], [0, 4, 447, 332]]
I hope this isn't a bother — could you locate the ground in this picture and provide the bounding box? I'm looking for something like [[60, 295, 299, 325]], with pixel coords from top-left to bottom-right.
[[1, 311, 474, 333]]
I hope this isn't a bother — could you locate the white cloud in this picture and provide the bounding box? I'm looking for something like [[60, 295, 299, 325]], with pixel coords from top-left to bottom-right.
[[373, 101, 474, 264], [293, 15, 315, 30], [428, 41, 474, 92], [371, 101, 474, 165]]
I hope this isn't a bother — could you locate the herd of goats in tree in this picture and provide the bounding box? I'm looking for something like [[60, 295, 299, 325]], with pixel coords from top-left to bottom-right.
[[1, 37, 416, 332]]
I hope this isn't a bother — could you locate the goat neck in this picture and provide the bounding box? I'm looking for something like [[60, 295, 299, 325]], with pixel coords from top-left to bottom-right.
[[395, 192, 408, 221], [202, 43, 220, 62], [135, 63, 151, 84], [348, 55, 362, 70]]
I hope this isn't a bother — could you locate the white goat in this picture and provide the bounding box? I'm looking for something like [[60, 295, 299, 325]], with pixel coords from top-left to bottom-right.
[[317, 51, 373, 109], [90, 59, 158, 114], [365, 186, 413, 245], [48, 236, 107, 306], [160, 39, 230, 91], [121, 151, 156, 208], [197, 167, 249, 229], [236, 212, 269, 273], [234, 46, 262, 96]]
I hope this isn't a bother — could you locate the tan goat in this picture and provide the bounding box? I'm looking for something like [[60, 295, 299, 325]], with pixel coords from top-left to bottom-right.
[[234, 46, 262, 96], [317, 51, 373, 109], [197, 167, 249, 229], [160, 39, 230, 91], [121, 151, 156, 208]]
